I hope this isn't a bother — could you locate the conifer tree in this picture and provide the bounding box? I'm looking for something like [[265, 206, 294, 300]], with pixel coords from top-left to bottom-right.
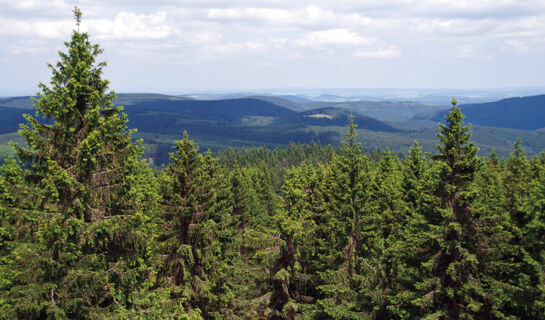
[[525, 153, 545, 260], [367, 149, 411, 317], [254, 161, 280, 223], [388, 142, 436, 317], [498, 140, 545, 318], [316, 113, 374, 318], [0, 158, 35, 316], [156, 132, 238, 318], [504, 138, 531, 228], [217, 164, 278, 317], [371, 149, 405, 240], [416, 98, 483, 319], [402, 142, 429, 212], [270, 164, 326, 318], [3, 8, 159, 318]]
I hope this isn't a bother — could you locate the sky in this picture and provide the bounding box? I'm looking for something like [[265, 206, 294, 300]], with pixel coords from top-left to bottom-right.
[[1, 0, 545, 95]]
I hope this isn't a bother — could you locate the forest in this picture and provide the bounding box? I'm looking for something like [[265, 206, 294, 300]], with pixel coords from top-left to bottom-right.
[[1, 9, 545, 320]]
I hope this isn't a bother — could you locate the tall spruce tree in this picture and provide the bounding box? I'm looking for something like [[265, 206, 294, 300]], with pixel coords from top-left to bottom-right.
[[3, 8, 159, 318], [316, 113, 375, 318], [417, 98, 482, 319], [156, 132, 232, 318]]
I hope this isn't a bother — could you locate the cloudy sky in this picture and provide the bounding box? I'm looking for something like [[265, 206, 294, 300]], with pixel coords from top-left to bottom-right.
[[1, 0, 545, 95]]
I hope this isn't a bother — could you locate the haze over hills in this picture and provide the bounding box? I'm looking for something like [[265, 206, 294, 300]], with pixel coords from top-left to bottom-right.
[[1, 92, 544, 164], [181, 87, 545, 105]]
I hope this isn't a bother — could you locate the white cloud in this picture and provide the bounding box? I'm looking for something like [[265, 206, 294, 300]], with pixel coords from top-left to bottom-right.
[[207, 7, 296, 24], [195, 31, 224, 44], [504, 39, 530, 52], [452, 43, 478, 59], [0, 18, 72, 39], [88, 11, 174, 40], [0, 0, 70, 13], [330, 0, 545, 19], [208, 8, 242, 19], [1, 0, 545, 91], [298, 29, 374, 47], [353, 46, 401, 58], [196, 40, 269, 60], [6, 39, 55, 55]]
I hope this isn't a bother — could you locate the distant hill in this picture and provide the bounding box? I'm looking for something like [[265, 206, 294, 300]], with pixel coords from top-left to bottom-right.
[[272, 107, 401, 132], [0, 93, 193, 110], [115, 93, 192, 106], [421, 94, 545, 130], [0, 106, 26, 134], [304, 100, 449, 121], [0, 94, 449, 123], [124, 98, 294, 127], [0, 96, 34, 109], [248, 95, 306, 111], [117, 97, 402, 163], [277, 95, 312, 104]]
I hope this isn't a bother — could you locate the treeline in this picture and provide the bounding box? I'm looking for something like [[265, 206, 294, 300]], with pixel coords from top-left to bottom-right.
[[2, 9, 545, 319]]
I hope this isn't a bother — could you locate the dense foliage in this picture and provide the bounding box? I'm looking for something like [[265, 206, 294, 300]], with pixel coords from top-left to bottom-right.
[[1, 9, 545, 319]]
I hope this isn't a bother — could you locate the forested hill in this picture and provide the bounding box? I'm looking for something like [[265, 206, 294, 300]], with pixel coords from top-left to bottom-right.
[[422, 94, 545, 130], [271, 107, 400, 132], [125, 97, 295, 123], [3, 93, 545, 164], [0, 106, 26, 134], [1, 94, 408, 163]]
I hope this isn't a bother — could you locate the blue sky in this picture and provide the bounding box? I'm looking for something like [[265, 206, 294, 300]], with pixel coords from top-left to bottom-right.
[[1, 0, 545, 95]]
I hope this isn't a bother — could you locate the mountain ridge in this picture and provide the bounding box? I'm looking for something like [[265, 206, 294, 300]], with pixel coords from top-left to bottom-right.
[[418, 94, 545, 130]]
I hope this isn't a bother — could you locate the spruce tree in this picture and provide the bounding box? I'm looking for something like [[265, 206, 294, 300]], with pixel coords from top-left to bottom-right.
[[368, 149, 411, 318], [270, 164, 325, 318], [0, 158, 35, 317], [504, 139, 531, 228], [4, 8, 159, 318], [418, 98, 482, 319], [390, 142, 436, 317], [499, 140, 545, 318], [156, 132, 230, 318], [316, 113, 374, 318], [402, 142, 429, 213]]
